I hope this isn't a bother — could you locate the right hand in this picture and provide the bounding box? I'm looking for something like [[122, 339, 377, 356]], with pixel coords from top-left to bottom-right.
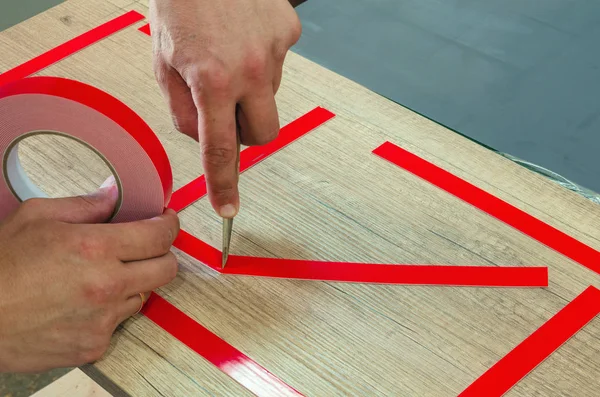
[[0, 182, 180, 373], [150, 0, 303, 219]]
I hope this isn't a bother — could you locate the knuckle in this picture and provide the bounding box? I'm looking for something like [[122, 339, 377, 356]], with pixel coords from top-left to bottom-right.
[[20, 197, 43, 210], [252, 127, 279, 145], [79, 341, 109, 364], [212, 184, 236, 203], [155, 225, 174, 254], [243, 50, 268, 81], [74, 195, 99, 212], [76, 236, 108, 261], [152, 60, 169, 86], [200, 143, 236, 167], [159, 44, 181, 68], [171, 114, 197, 137], [272, 44, 288, 63], [171, 213, 181, 234], [198, 61, 231, 93], [165, 252, 179, 282], [289, 16, 302, 44], [83, 276, 124, 306], [97, 311, 118, 334], [18, 198, 44, 218]]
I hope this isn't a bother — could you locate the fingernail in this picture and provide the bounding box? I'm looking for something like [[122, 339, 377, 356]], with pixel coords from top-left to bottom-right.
[[100, 175, 116, 188], [219, 204, 237, 218], [107, 184, 119, 201], [93, 183, 118, 202], [96, 176, 118, 202]]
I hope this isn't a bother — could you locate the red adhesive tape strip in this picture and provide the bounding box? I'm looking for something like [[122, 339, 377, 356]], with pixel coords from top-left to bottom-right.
[[373, 141, 600, 276], [0, 11, 144, 87], [173, 230, 548, 286], [138, 23, 151, 36], [169, 106, 335, 212], [0, 76, 171, 221], [142, 292, 304, 397], [459, 286, 600, 396]]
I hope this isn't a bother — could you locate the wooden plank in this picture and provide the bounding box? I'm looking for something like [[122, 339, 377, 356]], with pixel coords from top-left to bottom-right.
[[31, 369, 112, 397], [1, 0, 598, 395]]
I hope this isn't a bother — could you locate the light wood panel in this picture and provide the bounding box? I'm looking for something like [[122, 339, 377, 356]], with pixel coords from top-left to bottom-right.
[[1, 0, 598, 396], [31, 369, 111, 397]]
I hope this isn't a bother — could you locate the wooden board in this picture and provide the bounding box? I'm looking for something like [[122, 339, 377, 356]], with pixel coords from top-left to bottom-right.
[[31, 369, 112, 397], [1, 0, 599, 396]]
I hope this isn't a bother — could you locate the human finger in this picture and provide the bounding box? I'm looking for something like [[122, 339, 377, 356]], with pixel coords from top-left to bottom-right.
[[194, 93, 239, 218], [237, 85, 280, 146], [122, 251, 178, 296], [117, 292, 151, 323], [155, 62, 199, 139], [94, 209, 180, 261]]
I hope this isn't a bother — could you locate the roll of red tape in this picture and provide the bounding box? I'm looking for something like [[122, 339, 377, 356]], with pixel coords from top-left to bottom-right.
[[0, 76, 172, 222]]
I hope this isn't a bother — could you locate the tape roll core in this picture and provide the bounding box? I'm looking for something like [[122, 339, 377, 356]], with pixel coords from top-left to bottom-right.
[[0, 77, 172, 223], [4, 135, 48, 200], [3, 131, 125, 220]]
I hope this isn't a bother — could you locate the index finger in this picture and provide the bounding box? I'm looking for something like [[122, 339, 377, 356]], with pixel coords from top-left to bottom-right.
[[97, 208, 180, 262], [195, 96, 240, 219]]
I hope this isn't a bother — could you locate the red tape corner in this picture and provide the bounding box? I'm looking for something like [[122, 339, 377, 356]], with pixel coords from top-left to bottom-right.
[[373, 141, 600, 395], [459, 286, 600, 396], [138, 23, 151, 36], [168, 106, 335, 211], [372, 141, 600, 276], [0, 11, 145, 86]]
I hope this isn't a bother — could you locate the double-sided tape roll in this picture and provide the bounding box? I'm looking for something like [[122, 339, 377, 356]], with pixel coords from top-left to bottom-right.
[[0, 76, 172, 222]]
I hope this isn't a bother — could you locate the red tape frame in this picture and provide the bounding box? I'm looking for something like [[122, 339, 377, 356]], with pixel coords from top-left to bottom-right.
[[0, 11, 145, 86], [5, 10, 587, 395]]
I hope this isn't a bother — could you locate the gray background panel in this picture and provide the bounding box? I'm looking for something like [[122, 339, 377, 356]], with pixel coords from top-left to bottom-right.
[[294, 0, 600, 193], [0, 0, 63, 31]]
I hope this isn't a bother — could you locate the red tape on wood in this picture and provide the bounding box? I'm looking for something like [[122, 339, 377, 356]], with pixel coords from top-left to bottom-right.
[[0, 11, 144, 87], [373, 141, 600, 276], [168, 106, 335, 212], [171, 122, 547, 287], [138, 23, 151, 36], [459, 286, 600, 396], [174, 226, 548, 287], [142, 292, 304, 396]]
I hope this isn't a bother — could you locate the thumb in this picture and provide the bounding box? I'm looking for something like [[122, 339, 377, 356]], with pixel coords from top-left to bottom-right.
[[29, 176, 119, 224]]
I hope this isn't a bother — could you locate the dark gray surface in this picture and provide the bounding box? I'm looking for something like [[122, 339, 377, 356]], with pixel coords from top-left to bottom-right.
[[294, 0, 600, 193], [0, 0, 63, 32]]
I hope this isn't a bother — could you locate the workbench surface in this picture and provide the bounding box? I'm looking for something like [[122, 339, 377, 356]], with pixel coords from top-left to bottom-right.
[[1, 0, 599, 396]]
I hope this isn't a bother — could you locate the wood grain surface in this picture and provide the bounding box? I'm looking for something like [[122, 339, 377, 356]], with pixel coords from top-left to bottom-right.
[[31, 369, 112, 397], [1, 0, 599, 396]]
